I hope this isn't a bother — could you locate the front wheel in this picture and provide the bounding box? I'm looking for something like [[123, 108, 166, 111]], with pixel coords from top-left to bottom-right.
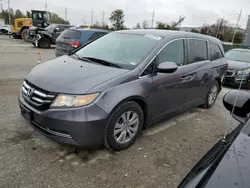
[[203, 81, 219, 109], [21, 29, 29, 42], [104, 101, 144, 151], [38, 38, 51, 48]]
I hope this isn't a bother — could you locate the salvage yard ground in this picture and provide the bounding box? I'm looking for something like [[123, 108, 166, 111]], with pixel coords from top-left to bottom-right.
[[0, 35, 239, 188]]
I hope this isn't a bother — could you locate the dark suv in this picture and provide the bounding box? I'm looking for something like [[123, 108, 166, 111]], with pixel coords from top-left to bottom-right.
[[19, 30, 227, 151], [55, 28, 109, 57], [28, 24, 73, 48]]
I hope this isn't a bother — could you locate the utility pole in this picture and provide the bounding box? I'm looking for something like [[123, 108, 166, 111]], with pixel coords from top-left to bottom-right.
[[82, 15, 84, 26], [8, 0, 11, 25], [90, 9, 93, 26], [231, 9, 242, 43], [102, 10, 105, 26], [45, 0, 47, 11], [0, 0, 3, 12], [64, 6, 67, 21], [151, 9, 155, 28], [216, 19, 223, 38]]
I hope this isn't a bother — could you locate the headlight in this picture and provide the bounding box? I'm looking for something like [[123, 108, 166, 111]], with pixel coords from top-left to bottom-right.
[[50, 93, 99, 108], [237, 68, 250, 75]]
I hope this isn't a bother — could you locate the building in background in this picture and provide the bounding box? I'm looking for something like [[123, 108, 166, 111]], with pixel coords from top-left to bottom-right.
[[243, 15, 250, 46]]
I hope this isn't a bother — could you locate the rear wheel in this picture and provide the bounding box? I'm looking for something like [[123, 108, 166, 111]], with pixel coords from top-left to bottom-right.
[[21, 29, 29, 42], [104, 101, 144, 151], [203, 81, 219, 109], [38, 38, 51, 48]]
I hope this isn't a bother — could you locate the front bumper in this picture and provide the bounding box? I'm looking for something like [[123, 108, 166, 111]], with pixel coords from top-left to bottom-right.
[[224, 75, 250, 89], [19, 91, 108, 148]]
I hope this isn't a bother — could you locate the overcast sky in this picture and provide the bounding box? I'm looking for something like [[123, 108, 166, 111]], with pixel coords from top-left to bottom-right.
[[3, 0, 250, 28]]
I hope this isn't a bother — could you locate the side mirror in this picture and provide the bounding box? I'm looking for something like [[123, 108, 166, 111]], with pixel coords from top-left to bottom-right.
[[54, 28, 60, 33], [157, 62, 178, 73], [223, 90, 250, 123]]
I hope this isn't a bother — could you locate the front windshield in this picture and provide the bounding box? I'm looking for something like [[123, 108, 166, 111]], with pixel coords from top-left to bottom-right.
[[75, 33, 162, 69], [225, 50, 250, 63]]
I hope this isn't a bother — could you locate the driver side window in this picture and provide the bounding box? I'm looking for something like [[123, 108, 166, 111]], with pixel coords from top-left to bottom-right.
[[157, 39, 184, 66]]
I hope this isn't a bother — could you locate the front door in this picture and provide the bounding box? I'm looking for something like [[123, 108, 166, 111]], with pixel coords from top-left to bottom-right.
[[151, 39, 189, 120]]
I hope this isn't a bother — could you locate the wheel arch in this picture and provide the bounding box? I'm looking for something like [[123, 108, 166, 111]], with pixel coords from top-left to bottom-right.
[[20, 26, 29, 33], [102, 95, 149, 129]]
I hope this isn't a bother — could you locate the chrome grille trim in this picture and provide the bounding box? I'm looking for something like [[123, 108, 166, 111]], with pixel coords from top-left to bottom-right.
[[32, 96, 43, 103], [21, 81, 56, 109]]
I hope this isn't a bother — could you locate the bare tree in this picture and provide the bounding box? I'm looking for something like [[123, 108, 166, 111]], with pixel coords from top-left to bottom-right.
[[142, 20, 149, 29]]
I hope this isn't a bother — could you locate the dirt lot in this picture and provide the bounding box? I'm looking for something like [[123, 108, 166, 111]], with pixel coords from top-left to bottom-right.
[[0, 35, 239, 188]]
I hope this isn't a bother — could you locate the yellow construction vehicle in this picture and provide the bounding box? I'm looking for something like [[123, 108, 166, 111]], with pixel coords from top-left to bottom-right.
[[11, 10, 50, 41]]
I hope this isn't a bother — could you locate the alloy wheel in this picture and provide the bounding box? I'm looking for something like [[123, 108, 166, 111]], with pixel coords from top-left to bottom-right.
[[208, 84, 218, 105], [114, 111, 139, 144]]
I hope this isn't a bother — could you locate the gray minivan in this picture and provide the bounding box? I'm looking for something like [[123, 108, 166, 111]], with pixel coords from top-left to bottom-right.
[[19, 30, 227, 151]]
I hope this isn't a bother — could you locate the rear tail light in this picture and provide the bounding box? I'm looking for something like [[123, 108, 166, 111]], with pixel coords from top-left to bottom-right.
[[68, 41, 81, 48]]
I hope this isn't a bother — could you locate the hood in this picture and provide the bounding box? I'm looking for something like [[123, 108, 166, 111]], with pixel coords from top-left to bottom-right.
[[227, 59, 250, 70], [204, 133, 250, 188], [26, 55, 129, 94], [29, 26, 46, 31]]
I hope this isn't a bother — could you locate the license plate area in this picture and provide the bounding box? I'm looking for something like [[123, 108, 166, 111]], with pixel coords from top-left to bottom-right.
[[20, 105, 32, 121]]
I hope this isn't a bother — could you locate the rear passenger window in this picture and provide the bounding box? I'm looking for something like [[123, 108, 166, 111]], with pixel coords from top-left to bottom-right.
[[157, 39, 184, 66], [88, 32, 106, 41], [188, 39, 208, 64], [211, 42, 223, 61]]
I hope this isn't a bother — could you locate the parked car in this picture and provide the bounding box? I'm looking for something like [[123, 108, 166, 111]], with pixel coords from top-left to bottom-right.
[[19, 30, 227, 151], [179, 89, 250, 188], [28, 24, 73, 48], [0, 25, 11, 35], [224, 48, 250, 89], [55, 28, 109, 57]]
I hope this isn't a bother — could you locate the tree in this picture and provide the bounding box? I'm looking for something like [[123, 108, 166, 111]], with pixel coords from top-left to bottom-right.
[[234, 31, 244, 44], [142, 20, 149, 29], [0, 9, 14, 24], [26, 11, 31, 18], [156, 22, 172, 30], [190, 28, 199, 33], [14, 9, 25, 19], [109, 9, 125, 30], [134, 22, 141, 29], [50, 13, 69, 24]]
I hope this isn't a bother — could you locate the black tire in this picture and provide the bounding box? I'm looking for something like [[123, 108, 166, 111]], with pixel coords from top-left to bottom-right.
[[38, 38, 51, 48], [12, 35, 22, 39], [21, 29, 29, 42], [203, 81, 220, 109], [104, 101, 144, 151]]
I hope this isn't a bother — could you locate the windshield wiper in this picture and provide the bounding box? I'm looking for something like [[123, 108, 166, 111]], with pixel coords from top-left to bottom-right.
[[71, 54, 93, 62], [81, 57, 121, 68]]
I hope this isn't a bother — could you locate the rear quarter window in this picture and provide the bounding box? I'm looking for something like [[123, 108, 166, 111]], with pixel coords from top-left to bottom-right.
[[59, 29, 81, 39], [210, 42, 224, 61]]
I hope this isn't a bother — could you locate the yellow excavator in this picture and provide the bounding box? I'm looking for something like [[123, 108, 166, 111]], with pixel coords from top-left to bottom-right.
[[11, 10, 50, 41]]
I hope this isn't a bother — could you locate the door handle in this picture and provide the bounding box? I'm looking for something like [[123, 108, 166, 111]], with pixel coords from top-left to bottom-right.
[[181, 74, 196, 82]]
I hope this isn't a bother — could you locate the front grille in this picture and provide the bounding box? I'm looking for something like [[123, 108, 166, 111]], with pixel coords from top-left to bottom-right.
[[22, 81, 56, 110], [226, 70, 236, 77]]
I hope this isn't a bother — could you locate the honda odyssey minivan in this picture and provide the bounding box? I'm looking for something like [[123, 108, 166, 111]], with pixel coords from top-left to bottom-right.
[[19, 29, 227, 151]]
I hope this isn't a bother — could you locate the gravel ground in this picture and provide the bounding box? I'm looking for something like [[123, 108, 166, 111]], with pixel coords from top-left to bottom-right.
[[0, 35, 240, 188]]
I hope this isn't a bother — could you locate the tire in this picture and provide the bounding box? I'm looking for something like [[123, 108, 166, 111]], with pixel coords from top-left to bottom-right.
[[104, 101, 144, 151], [12, 35, 22, 39], [21, 29, 29, 42], [38, 38, 51, 48], [203, 81, 220, 109]]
